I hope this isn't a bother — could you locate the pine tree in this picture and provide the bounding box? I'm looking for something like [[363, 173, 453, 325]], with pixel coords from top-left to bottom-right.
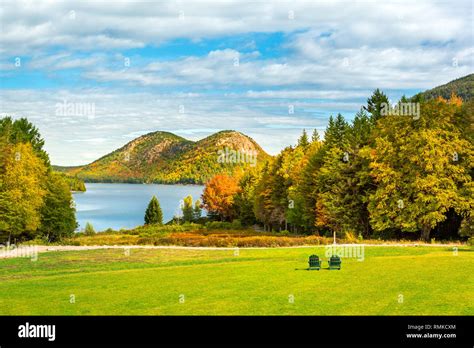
[[364, 89, 389, 124], [253, 163, 273, 230], [297, 129, 310, 148], [296, 140, 323, 232], [234, 170, 257, 226], [144, 195, 163, 225], [311, 129, 320, 142]]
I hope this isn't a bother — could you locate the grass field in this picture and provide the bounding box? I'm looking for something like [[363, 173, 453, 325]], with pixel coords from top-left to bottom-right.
[[0, 246, 472, 315]]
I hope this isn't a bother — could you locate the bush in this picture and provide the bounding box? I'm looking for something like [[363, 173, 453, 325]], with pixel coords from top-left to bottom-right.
[[205, 221, 244, 230], [231, 219, 242, 229], [84, 222, 96, 236]]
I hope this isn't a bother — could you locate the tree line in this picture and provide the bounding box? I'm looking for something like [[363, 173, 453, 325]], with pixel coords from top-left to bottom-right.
[[0, 117, 77, 243], [201, 91, 473, 241]]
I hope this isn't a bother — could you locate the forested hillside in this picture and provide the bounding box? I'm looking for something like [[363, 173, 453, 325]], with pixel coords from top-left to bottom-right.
[[64, 130, 270, 184], [412, 74, 474, 101]]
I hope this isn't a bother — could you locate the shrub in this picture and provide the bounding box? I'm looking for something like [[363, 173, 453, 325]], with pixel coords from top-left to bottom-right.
[[84, 222, 96, 236], [205, 221, 244, 230], [231, 219, 242, 229]]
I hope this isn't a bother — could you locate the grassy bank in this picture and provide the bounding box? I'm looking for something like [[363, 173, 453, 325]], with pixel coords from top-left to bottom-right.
[[0, 246, 472, 315]]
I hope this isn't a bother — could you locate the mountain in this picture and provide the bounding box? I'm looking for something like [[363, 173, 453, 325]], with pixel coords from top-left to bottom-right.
[[413, 74, 474, 101], [58, 130, 270, 184]]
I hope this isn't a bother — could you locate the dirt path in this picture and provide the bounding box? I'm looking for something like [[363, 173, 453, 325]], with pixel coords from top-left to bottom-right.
[[0, 243, 463, 259]]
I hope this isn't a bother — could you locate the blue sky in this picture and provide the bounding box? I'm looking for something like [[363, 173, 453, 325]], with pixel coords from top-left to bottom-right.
[[0, 0, 472, 165]]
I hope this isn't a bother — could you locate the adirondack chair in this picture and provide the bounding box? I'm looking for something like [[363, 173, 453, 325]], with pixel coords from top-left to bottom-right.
[[308, 254, 321, 270], [328, 255, 342, 270]]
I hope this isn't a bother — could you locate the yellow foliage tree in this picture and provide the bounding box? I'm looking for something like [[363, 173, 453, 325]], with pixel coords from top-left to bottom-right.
[[0, 143, 47, 240]]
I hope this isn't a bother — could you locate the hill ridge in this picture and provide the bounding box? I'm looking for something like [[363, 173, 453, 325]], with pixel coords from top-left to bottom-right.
[[61, 129, 270, 184]]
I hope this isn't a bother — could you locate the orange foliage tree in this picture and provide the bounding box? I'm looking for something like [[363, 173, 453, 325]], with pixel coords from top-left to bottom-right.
[[201, 174, 240, 221]]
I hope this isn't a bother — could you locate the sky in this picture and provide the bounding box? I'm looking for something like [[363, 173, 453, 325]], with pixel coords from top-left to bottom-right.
[[0, 0, 473, 166]]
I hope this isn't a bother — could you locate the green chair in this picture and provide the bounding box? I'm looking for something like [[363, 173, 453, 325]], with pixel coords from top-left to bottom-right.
[[328, 255, 342, 270], [308, 255, 321, 270]]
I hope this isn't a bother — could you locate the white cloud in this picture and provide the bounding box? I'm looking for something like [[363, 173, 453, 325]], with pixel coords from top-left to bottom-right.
[[1, 0, 472, 165], [1, 0, 471, 55], [0, 88, 341, 165]]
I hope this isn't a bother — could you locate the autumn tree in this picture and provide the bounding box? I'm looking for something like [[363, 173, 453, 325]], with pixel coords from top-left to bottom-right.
[[202, 174, 240, 221], [0, 117, 50, 165], [0, 143, 47, 242], [367, 98, 473, 241], [0, 117, 77, 243]]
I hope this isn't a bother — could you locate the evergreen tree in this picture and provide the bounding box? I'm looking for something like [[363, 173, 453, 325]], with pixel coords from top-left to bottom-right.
[[324, 114, 349, 149], [234, 170, 258, 226], [364, 88, 389, 124], [311, 129, 320, 142], [297, 129, 310, 148], [254, 162, 273, 230], [295, 140, 323, 232], [144, 195, 163, 225]]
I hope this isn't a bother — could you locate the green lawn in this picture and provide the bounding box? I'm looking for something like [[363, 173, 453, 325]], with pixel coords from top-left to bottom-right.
[[0, 246, 472, 315]]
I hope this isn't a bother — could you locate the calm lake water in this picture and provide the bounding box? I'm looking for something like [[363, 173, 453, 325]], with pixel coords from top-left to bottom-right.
[[72, 183, 204, 231]]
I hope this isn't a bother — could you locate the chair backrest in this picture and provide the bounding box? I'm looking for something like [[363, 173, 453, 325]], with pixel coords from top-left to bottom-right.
[[309, 255, 319, 265]]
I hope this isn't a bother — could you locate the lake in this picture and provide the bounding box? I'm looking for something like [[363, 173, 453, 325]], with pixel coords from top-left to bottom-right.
[[72, 183, 205, 231]]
